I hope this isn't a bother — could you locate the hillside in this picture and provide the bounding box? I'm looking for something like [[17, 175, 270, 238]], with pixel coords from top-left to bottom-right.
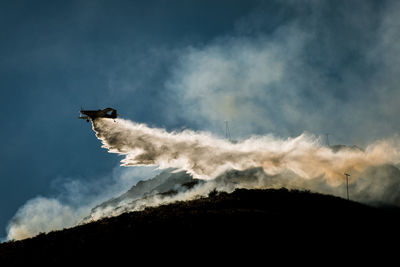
[[84, 162, 400, 224], [1, 188, 399, 263], [84, 169, 198, 222]]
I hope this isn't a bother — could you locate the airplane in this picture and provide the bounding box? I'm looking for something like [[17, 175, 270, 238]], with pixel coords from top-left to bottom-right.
[[79, 107, 119, 122]]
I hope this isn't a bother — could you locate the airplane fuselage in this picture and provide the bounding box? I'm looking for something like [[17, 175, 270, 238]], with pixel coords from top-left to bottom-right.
[[79, 108, 119, 122]]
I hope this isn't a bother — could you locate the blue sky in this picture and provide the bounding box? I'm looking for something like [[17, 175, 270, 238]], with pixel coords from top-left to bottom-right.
[[1, 0, 399, 238], [0, 0, 258, 239]]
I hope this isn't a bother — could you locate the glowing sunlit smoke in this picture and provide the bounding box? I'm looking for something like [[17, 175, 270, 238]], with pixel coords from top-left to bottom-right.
[[93, 118, 400, 185]]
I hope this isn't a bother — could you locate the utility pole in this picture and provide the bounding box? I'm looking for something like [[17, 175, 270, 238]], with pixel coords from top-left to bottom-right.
[[224, 120, 231, 141], [325, 133, 330, 147], [344, 173, 350, 201]]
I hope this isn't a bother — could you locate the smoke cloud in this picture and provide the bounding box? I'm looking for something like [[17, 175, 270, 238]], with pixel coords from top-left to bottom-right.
[[164, 1, 400, 145], [7, 0, 400, 242], [93, 118, 400, 185], [5, 166, 160, 241], [7, 118, 400, 241], [77, 118, 400, 222]]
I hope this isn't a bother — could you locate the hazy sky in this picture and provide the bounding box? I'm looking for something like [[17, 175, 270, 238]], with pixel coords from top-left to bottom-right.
[[1, 0, 399, 238]]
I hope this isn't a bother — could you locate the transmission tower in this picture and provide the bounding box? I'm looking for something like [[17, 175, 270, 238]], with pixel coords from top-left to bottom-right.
[[344, 173, 351, 200], [325, 133, 330, 147], [225, 120, 231, 141]]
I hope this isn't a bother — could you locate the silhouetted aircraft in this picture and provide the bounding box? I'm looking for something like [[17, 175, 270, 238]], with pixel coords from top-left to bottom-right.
[[79, 107, 119, 122]]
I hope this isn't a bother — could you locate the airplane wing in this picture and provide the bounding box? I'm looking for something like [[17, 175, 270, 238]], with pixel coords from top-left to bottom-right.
[[79, 107, 119, 122]]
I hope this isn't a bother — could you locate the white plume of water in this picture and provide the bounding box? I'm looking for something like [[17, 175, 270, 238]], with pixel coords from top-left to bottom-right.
[[93, 118, 400, 186]]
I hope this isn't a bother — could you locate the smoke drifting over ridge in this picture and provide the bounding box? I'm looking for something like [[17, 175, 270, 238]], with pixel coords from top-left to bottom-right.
[[6, 118, 400, 241], [93, 118, 400, 185], [6, 0, 400, 242], [5, 166, 160, 241], [80, 118, 400, 222]]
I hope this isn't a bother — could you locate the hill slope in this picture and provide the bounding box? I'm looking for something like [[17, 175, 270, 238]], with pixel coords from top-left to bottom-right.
[[1, 188, 399, 263]]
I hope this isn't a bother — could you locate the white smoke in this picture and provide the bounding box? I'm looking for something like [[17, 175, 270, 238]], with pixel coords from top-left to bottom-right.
[[165, 27, 311, 138], [7, 0, 400, 242], [5, 166, 160, 241], [7, 118, 400, 241], [93, 118, 400, 185], [163, 1, 400, 145], [5, 197, 84, 241], [74, 118, 400, 222]]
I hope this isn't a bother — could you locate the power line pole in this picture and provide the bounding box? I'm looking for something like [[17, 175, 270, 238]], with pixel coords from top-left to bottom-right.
[[325, 133, 330, 147], [224, 120, 231, 141], [344, 173, 350, 200]]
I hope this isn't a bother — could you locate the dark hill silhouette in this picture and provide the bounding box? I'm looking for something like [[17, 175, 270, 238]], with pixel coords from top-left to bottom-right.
[[1, 188, 399, 263], [84, 164, 400, 223], [84, 169, 198, 222]]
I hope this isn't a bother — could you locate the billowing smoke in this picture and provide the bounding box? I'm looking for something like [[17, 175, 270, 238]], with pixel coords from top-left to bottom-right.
[[163, 1, 400, 146], [93, 118, 400, 185], [78, 118, 400, 222], [5, 197, 85, 241], [5, 166, 160, 241], [6, 0, 400, 242], [7, 118, 400, 241]]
